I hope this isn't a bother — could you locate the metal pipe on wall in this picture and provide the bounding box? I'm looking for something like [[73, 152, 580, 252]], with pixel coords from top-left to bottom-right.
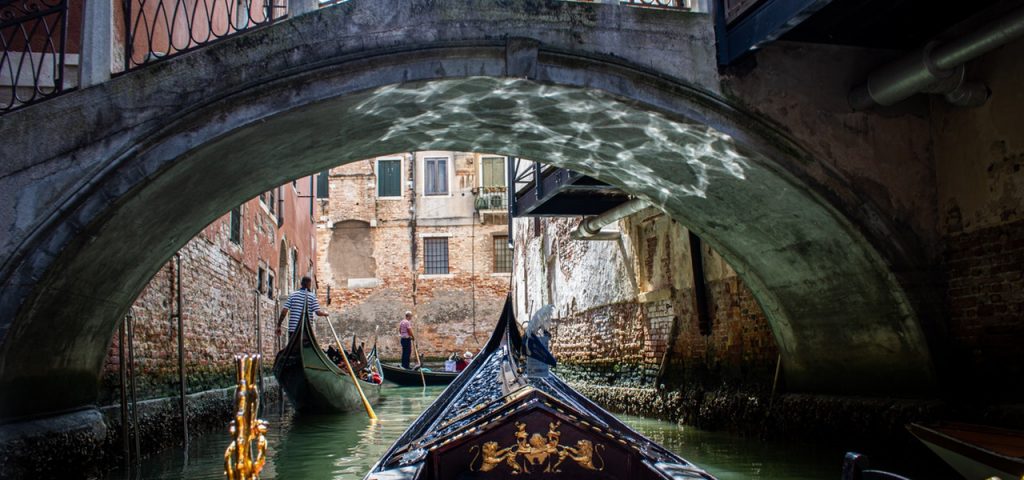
[[849, 5, 1024, 109], [569, 198, 650, 240]]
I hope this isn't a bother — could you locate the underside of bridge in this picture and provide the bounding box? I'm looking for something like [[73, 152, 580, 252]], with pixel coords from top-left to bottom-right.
[[0, 0, 942, 426]]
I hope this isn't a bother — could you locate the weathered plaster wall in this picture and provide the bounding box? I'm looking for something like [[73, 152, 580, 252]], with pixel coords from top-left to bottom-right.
[[932, 37, 1024, 399], [513, 211, 779, 392], [316, 153, 511, 361], [720, 42, 938, 263]]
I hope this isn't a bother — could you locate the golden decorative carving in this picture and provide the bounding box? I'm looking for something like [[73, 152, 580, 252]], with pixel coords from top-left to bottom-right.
[[469, 420, 604, 474], [224, 354, 268, 480]]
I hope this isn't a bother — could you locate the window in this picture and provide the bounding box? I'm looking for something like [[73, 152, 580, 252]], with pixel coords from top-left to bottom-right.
[[230, 207, 242, 245], [493, 236, 512, 273], [268, 188, 276, 215], [377, 159, 402, 198], [257, 267, 266, 293], [291, 249, 298, 291], [424, 157, 448, 195], [267, 272, 275, 299], [481, 157, 506, 188], [423, 237, 449, 274], [317, 170, 330, 199]]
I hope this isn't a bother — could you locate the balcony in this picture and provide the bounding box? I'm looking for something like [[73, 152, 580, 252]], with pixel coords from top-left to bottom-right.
[[473, 186, 508, 225]]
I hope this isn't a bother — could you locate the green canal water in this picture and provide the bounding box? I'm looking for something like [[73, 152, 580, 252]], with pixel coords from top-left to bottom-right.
[[102, 386, 885, 480]]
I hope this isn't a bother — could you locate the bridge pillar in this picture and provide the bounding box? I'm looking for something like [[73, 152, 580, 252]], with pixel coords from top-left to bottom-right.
[[79, 0, 112, 88], [289, 0, 320, 17]]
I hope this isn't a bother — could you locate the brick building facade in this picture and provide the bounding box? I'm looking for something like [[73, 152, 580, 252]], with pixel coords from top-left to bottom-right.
[[99, 178, 319, 403], [316, 151, 512, 361], [513, 209, 778, 393]]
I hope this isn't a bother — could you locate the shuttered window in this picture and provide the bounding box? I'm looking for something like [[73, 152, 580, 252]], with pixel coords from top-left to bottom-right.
[[481, 157, 506, 187], [493, 236, 512, 273], [423, 237, 449, 274], [424, 157, 448, 195], [316, 170, 330, 199], [229, 207, 242, 245], [378, 160, 402, 197]]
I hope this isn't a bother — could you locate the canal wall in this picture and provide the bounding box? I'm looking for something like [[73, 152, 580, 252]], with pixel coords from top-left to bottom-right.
[[721, 39, 1024, 402], [515, 212, 780, 395], [0, 378, 282, 479], [97, 181, 316, 405], [931, 37, 1024, 402]]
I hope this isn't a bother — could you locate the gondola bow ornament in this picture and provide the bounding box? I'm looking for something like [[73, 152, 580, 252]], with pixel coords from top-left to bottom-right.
[[224, 354, 268, 480]]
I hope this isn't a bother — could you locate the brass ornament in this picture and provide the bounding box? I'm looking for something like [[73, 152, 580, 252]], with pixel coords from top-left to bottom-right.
[[469, 420, 605, 474], [224, 354, 269, 480]]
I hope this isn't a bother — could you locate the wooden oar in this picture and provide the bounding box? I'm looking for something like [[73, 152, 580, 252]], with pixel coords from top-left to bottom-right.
[[411, 338, 427, 388], [325, 316, 377, 421]]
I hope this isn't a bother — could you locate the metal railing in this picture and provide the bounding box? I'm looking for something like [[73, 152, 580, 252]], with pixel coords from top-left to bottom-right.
[[620, 0, 691, 9], [122, 0, 286, 70], [0, 0, 69, 113]]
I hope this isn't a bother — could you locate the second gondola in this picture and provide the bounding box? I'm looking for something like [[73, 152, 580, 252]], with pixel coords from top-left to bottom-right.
[[380, 363, 459, 386], [273, 311, 382, 413]]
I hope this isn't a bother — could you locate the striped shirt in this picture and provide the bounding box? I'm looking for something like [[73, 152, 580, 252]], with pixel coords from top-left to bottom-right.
[[285, 288, 320, 332]]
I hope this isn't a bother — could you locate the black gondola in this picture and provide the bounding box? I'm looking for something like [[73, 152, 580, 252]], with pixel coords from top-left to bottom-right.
[[272, 307, 381, 413], [365, 298, 716, 479], [380, 363, 459, 386]]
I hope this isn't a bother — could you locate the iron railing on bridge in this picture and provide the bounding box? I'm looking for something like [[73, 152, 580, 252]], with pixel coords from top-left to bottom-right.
[[0, 0, 69, 113], [123, 0, 287, 70]]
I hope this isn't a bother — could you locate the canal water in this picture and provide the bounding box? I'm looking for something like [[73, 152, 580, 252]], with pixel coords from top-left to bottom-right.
[[102, 386, 875, 480]]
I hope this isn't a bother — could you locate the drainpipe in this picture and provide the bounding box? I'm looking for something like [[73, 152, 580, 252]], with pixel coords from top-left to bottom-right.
[[849, 5, 1024, 109], [569, 198, 650, 240]]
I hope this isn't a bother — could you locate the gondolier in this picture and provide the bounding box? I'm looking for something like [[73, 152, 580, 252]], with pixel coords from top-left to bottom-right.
[[276, 276, 328, 337], [399, 311, 415, 369]]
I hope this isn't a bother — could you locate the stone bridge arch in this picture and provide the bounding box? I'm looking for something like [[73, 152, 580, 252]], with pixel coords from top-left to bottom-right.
[[0, 0, 933, 420]]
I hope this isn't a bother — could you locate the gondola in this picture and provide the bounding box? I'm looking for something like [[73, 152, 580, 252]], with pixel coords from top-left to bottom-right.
[[380, 363, 459, 386], [908, 422, 1024, 480], [365, 298, 717, 480], [272, 307, 381, 413]]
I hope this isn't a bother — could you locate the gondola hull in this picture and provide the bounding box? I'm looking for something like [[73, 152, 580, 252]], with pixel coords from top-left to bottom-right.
[[273, 314, 380, 413], [380, 363, 458, 386], [365, 298, 716, 480], [908, 422, 1024, 480]]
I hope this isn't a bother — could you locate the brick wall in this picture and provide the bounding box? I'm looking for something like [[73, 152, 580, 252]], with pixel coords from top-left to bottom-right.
[[99, 180, 317, 403], [943, 219, 1024, 398], [931, 38, 1024, 399], [317, 153, 511, 361], [515, 213, 779, 393]]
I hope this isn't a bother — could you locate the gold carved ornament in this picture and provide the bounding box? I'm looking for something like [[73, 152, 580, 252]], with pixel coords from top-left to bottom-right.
[[469, 420, 605, 474], [224, 354, 269, 480]]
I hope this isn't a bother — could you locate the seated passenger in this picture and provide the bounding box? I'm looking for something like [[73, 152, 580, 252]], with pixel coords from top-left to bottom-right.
[[455, 351, 472, 372]]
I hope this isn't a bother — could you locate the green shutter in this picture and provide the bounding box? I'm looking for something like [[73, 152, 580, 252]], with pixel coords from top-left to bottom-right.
[[482, 157, 505, 187], [316, 170, 329, 198], [378, 160, 401, 197]]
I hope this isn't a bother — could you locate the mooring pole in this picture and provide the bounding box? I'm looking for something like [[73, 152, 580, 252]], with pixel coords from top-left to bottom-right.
[[118, 318, 129, 468], [255, 289, 263, 396], [174, 253, 188, 448], [127, 309, 140, 465]]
